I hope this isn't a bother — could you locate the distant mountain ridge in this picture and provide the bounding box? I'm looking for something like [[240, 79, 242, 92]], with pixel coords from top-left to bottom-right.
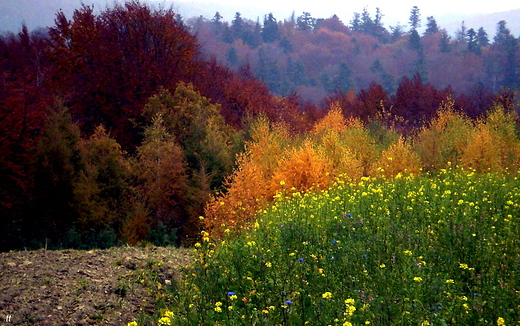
[[437, 8, 520, 37]]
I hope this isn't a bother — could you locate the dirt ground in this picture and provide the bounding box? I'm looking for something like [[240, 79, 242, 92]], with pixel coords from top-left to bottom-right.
[[0, 246, 193, 325]]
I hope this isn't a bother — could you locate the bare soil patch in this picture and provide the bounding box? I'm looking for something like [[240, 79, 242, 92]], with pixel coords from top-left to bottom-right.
[[0, 246, 192, 325]]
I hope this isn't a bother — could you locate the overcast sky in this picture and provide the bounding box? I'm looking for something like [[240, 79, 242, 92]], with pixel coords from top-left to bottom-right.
[[171, 0, 519, 28], [1, 0, 518, 34]]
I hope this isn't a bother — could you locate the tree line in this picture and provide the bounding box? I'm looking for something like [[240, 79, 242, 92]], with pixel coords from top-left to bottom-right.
[[188, 6, 519, 104]]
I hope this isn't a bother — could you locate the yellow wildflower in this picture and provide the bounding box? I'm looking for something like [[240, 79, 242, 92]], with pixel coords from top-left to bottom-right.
[[163, 310, 174, 318], [158, 317, 171, 325], [345, 298, 355, 305], [322, 292, 333, 299]]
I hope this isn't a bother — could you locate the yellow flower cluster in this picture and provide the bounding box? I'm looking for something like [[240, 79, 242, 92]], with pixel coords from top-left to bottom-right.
[[343, 298, 356, 317], [322, 292, 333, 299]]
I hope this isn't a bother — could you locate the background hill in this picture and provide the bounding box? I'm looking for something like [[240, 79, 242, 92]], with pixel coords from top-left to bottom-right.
[[438, 8, 520, 36]]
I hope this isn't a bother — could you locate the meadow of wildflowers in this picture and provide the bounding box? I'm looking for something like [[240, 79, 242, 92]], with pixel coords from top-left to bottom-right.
[[128, 166, 520, 325]]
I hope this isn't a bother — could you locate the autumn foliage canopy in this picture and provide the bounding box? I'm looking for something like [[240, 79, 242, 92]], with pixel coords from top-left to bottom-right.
[[0, 1, 519, 250]]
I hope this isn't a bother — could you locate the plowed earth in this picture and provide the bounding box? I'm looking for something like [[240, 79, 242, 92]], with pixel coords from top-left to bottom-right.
[[0, 246, 192, 325]]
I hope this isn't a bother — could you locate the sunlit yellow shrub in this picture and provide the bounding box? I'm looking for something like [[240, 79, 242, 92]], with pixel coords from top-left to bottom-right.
[[461, 105, 520, 172], [317, 131, 363, 180], [414, 98, 473, 170], [310, 106, 381, 177], [340, 120, 380, 176], [373, 137, 421, 178]]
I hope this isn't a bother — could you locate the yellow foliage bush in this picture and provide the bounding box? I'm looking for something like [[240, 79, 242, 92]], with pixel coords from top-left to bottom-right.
[[340, 121, 380, 176], [317, 131, 363, 180], [461, 105, 520, 172], [374, 137, 422, 178], [414, 98, 473, 170], [311, 106, 379, 176]]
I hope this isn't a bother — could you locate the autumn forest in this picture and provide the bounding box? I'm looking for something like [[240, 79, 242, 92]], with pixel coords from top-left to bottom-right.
[[1, 1, 519, 251]]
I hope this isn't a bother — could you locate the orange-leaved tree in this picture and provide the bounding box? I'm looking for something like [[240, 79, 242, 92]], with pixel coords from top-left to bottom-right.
[[270, 139, 334, 195], [203, 116, 292, 237]]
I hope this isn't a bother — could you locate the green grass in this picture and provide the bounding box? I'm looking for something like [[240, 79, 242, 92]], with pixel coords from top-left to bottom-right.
[[134, 167, 520, 325]]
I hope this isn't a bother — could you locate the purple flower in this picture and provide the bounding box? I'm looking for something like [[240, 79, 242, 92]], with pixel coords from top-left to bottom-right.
[[298, 258, 304, 263], [285, 300, 293, 305]]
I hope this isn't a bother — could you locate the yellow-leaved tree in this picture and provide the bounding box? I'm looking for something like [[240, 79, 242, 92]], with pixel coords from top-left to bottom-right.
[[461, 105, 520, 172], [414, 97, 473, 170]]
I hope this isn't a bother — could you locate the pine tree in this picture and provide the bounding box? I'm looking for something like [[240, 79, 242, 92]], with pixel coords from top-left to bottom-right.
[[409, 6, 421, 31], [31, 103, 84, 244], [297, 12, 316, 30], [477, 27, 490, 47], [424, 16, 439, 35], [231, 12, 244, 39], [409, 29, 422, 51], [350, 12, 361, 32], [262, 13, 279, 43], [439, 30, 451, 52], [466, 28, 481, 55], [333, 63, 354, 92], [74, 125, 130, 238]]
